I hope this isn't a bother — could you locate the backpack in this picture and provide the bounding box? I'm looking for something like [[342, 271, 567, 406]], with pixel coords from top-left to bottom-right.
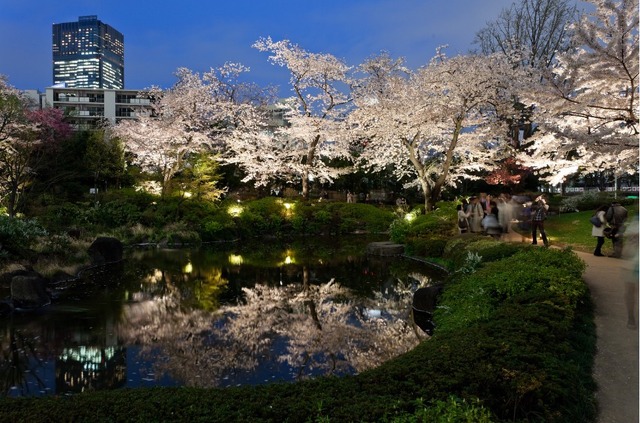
[[458, 216, 469, 229]]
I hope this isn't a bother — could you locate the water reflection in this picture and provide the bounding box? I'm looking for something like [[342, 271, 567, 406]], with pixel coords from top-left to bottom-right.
[[0, 237, 445, 396]]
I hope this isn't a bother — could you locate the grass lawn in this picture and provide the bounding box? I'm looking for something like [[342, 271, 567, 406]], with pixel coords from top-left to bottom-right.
[[513, 204, 638, 254]]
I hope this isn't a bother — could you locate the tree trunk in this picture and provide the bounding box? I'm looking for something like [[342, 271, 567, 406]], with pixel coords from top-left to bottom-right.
[[429, 183, 443, 212], [302, 266, 322, 330], [301, 169, 309, 200], [420, 178, 432, 212], [7, 180, 18, 218]]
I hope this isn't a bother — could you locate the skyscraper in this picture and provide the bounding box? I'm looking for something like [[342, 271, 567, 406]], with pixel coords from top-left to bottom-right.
[[52, 15, 124, 89]]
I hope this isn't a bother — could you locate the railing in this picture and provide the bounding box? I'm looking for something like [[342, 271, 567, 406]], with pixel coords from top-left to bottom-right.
[[545, 186, 639, 193]]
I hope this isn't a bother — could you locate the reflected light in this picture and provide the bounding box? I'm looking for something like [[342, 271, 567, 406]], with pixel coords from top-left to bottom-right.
[[183, 262, 193, 273], [145, 269, 163, 284], [366, 309, 382, 318], [404, 212, 416, 222], [228, 254, 244, 265], [183, 191, 192, 198]]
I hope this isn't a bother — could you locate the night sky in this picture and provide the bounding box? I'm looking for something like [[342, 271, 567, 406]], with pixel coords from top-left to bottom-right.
[[0, 0, 578, 95]]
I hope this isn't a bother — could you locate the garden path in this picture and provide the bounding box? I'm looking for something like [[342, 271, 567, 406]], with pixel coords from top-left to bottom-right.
[[503, 230, 639, 423]]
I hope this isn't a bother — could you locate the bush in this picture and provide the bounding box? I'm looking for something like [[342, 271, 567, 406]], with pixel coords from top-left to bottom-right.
[[443, 236, 525, 270], [232, 197, 288, 236], [390, 203, 457, 244], [389, 396, 495, 422], [109, 223, 156, 245], [560, 191, 608, 212], [434, 247, 586, 335], [90, 200, 141, 227], [38, 202, 91, 229], [405, 236, 448, 258], [201, 218, 237, 242], [159, 222, 201, 245], [0, 215, 48, 257], [559, 191, 637, 213], [327, 202, 394, 233]]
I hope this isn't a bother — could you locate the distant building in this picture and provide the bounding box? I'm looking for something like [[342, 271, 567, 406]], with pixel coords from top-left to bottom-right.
[[22, 89, 46, 110], [52, 15, 124, 89], [44, 87, 152, 130]]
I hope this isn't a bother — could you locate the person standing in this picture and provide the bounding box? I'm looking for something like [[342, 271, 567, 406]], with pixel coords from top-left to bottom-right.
[[531, 195, 549, 247], [483, 200, 502, 239], [468, 196, 484, 233], [591, 205, 609, 256], [497, 194, 514, 234], [605, 201, 628, 258], [457, 204, 471, 234]]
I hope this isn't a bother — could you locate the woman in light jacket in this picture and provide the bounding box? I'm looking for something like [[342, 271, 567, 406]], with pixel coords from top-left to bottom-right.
[[592, 205, 609, 256]]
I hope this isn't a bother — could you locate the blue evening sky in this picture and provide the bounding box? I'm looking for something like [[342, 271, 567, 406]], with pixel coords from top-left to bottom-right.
[[0, 0, 561, 95]]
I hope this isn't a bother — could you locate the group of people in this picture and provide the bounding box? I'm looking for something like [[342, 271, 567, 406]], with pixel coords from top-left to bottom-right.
[[457, 192, 552, 246], [591, 201, 629, 258], [457, 193, 631, 258], [457, 193, 520, 240]]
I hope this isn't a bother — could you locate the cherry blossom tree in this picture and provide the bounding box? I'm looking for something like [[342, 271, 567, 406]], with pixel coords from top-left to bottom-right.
[[520, 0, 639, 184], [228, 38, 353, 199], [1, 76, 71, 216], [350, 51, 523, 211], [110, 64, 263, 197], [0, 75, 22, 141]]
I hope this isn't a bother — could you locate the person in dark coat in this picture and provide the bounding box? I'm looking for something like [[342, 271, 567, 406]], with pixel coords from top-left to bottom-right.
[[605, 201, 628, 258], [530, 195, 549, 247]]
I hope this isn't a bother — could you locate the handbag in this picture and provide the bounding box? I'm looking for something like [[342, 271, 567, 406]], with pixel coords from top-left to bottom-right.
[[590, 215, 602, 227]]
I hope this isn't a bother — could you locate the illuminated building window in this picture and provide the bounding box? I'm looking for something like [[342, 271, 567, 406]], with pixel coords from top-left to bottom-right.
[[52, 15, 124, 89]]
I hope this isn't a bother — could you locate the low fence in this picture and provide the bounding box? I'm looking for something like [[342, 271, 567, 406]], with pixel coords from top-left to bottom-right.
[[544, 186, 639, 194]]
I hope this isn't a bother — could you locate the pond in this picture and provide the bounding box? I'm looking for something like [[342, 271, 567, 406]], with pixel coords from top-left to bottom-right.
[[0, 236, 446, 397]]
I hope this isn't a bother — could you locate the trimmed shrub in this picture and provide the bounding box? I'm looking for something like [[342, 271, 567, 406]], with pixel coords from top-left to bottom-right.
[[233, 197, 288, 236], [405, 236, 448, 258], [390, 202, 457, 244], [443, 236, 525, 270], [434, 247, 586, 335], [327, 202, 394, 233]]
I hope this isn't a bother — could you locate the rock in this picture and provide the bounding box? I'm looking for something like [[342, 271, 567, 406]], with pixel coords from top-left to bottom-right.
[[0, 267, 33, 285], [11, 274, 51, 309], [366, 241, 405, 256], [88, 237, 123, 265], [412, 285, 443, 336], [413, 285, 442, 312], [0, 301, 12, 317]]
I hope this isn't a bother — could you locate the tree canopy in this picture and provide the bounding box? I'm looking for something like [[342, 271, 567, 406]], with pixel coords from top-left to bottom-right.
[[521, 0, 639, 184]]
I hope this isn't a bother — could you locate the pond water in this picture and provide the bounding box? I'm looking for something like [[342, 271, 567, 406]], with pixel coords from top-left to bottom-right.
[[0, 236, 446, 397]]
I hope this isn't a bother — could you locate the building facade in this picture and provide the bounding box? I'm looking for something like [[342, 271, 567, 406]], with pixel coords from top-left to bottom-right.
[[44, 87, 151, 130], [52, 15, 124, 89]]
